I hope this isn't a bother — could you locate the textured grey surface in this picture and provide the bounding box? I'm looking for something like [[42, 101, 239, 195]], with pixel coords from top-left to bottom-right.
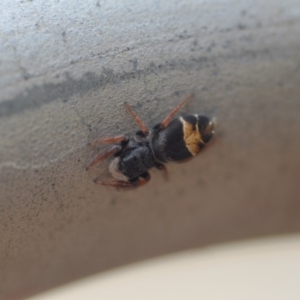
[[1, 0, 300, 299]]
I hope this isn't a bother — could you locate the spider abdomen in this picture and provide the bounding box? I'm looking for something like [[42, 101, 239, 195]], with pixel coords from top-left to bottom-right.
[[151, 115, 213, 163]]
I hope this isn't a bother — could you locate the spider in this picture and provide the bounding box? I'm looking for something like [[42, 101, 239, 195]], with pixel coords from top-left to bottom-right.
[[86, 94, 215, 189]]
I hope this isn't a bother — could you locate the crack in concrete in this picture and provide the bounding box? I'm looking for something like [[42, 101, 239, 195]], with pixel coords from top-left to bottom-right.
[[0, 47, 274, 119]]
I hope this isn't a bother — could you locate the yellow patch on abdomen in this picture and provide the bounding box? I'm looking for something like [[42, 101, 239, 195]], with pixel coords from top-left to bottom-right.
[[180, 117, 203, 156]]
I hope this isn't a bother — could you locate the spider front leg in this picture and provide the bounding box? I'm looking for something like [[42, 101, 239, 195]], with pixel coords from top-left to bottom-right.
[[86, 145, 122, 170], [89, 135, 129, 146], [154, 162, 168, 180], [86, 135, 130, 170], [95, 172, 151, 190]]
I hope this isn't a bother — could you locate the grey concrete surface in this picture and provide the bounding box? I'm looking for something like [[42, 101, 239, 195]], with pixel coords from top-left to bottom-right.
[[1, 0, 300, 298]]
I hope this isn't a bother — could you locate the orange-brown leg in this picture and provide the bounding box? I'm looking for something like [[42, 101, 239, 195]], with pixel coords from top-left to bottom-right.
[[161, 94, 194, 128], [125, 102, 149, 134], [90, 135, 128, 146], [136, 173, 151, 187], [95, 172, 150, 190], [154, 162, 168, 180], [94, 179, 134, 188], [86, 146, 121, 170]]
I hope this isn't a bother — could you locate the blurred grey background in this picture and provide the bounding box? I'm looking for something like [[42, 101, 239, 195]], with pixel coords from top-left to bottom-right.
[[1, 0, 300, 298]]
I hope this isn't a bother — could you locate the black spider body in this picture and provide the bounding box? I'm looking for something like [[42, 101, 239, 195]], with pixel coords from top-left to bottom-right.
[[87, 95, 215, 189], [151, 115, 212, 162]]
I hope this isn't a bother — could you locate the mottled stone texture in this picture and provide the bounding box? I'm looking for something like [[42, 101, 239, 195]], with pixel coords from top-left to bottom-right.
[[1, 0, 300, 298]]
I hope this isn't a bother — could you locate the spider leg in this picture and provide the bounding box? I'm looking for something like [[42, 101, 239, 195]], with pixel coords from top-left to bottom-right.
[[161, 94, 194, 128], [86, 145, 121, 170], [134, 172, 151, 187], [125, 102, 149, 135], [154, 162, 168, 180], [134, 130, 148, 142], [94, 179, 134, 188], [90, 135, 129, 146], [95, 172, 151, 190]]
